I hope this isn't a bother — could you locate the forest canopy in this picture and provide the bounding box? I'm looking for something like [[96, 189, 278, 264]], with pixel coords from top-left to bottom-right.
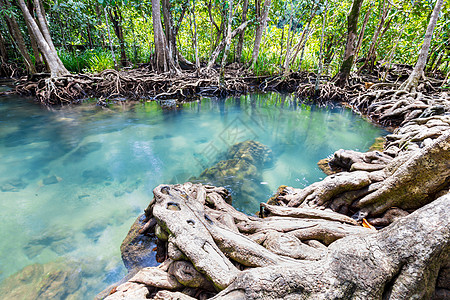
[[0, 0, 449, 80]]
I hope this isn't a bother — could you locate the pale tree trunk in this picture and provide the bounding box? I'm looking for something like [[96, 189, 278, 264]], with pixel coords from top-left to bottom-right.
[[360, 0, 391, 73], [207, 20, 249, 70], [315, 2, 327, 91], [220, 0, 233, 79], [16, 0, 68, 77], [0, 0, 36, 74], [352, 3, 373, 70], [289, 7, 316, 67], [334, 0, 364, 87], [282, 1, 294, 76], [104, 8, 118, 70], [33, 0, 57, 55], [250, 0, 271, 69], [400, 0, 444, 92], [234, 0, 248, 63], [190, 0, 200, 70]]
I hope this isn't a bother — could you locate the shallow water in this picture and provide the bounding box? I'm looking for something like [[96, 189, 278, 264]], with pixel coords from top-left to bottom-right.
[[0, 91, 387, 298]]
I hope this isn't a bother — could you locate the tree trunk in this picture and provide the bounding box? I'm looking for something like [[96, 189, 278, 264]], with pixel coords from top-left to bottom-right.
[[107, 6, 127, 67], [360, 1, 390, 73], [282, 2, 294, 76], [334, 0, 364, 87], [250, 0, 271, 69], [190, 0, 200, 70], [400, 0, 444, 92], [220, 0, 233, 79], [33, 0, 58, 55], [289, 7, 316, 67], [104, 8, 118, 70], [352, 3, 373, 70], [234, 0, 248, 63], [161, 0, 181, 69], [0, 28, 7, 61], [16, 0, 68, 77], [152, 0, 179, 73], [206, 20, 249, 70], [315, 2, 327, 92], [0, 0, 36, 74], [26, 0, 45, 72]]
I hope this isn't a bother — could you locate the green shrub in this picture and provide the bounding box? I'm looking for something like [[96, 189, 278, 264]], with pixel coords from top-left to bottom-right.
[[88, 51, 115, 73]]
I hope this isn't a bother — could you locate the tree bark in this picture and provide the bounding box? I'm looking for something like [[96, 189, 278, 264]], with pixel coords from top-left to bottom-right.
[[16, 0, 68, 77], [334, 0, 364, 87], [250, 0, 271, 69], [234, 0, 248, 63], [400, 0, 444, 92], [214, 194, 449, 299]]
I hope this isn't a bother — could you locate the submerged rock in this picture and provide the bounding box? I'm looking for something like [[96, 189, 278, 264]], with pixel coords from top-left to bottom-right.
[[64, 142, 102, 165], [1, 178, 27, 192], [42, 175, 60, 185], [192, 140, 273, 209], [0, 261, 82, 300], [82, 167, 113, 184], [23, 227, 74, 258], [120, 214, 156, 272]]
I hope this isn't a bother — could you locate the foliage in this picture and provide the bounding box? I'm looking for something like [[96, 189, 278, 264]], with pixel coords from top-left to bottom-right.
[[0, 0, 449, 76]]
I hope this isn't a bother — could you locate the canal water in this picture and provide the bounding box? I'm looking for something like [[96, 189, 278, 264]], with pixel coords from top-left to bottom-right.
[[0, 90, 387, 298]]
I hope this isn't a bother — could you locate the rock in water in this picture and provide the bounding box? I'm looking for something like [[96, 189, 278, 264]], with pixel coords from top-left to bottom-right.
[[192, 140, 273, 209], [1, 178, 27, 192], [43, 175, 59, 185], [120, 214, 156, 272], [0, 261, 82, 300]]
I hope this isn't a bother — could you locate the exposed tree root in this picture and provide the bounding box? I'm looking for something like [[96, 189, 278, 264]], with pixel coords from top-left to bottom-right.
[[105, 184, 449, 300], [14, 66, 272, 105]]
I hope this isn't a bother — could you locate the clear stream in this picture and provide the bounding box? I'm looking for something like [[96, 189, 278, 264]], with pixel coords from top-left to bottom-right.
[[0, 88, 387, 298]]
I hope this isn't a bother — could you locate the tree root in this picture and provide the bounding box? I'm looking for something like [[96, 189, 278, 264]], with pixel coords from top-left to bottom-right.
[[14, 67, 270, 105]]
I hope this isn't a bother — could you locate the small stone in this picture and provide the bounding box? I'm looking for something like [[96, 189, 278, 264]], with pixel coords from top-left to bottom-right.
[[43, 175, 59, 185]]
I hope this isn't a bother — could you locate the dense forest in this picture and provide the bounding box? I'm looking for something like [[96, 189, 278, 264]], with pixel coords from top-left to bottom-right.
[[0, 0, 449, 86]]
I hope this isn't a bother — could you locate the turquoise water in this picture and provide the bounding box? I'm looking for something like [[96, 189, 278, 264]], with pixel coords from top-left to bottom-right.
[[0, 90, 386, 298]]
